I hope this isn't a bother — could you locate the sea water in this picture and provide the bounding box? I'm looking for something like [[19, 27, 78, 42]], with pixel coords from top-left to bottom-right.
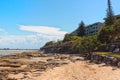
[[0, 50, 38, 56]]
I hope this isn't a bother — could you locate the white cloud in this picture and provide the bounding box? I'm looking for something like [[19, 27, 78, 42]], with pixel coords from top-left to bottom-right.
[[0, 35, 42, 49], [19, 25, 67, 36], [0, 25, 68, 49]]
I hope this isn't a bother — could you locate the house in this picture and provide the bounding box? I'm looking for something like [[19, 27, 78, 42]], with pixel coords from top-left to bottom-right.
[[114, 14, 120, 20], [71, 22, 105, 36], [85, 22, 105, 36]]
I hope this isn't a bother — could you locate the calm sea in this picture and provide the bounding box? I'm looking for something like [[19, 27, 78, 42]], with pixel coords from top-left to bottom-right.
[[0, 50, 38, 56]]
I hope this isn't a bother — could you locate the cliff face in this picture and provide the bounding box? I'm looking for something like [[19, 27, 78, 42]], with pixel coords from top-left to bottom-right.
[[40, 42, 74, 54]]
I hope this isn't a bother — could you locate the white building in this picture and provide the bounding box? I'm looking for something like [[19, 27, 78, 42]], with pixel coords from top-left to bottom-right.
[[85, 22, 105, 36]]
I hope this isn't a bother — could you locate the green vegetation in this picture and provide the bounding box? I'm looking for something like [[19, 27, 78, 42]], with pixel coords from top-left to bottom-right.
[[43, 19, 120, 54], [42, 0, 120, 56], [98, 20, 120, 44], [96, 52, 120, 58], [43, 34, 102, 54], [44, 41, 55, 46], [73, 35, 101, 54], [77, 21, 86, 37], [98, 25, 113, 44], [111, 20, 120, 36], [105, 0, 115, 26], [63, 34, 81, 42]]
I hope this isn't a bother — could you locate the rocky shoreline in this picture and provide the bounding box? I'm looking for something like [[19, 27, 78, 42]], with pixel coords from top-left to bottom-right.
[[0, 52, 83, 80], [0, 51, 120, 80], [84, 53, 120, 68]]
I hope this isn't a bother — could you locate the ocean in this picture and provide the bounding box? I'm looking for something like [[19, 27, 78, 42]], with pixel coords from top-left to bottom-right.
[[0, 50, 38, 56]]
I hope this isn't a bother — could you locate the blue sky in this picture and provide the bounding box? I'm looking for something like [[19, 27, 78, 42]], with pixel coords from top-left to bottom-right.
[[0, 0, 120, 49]]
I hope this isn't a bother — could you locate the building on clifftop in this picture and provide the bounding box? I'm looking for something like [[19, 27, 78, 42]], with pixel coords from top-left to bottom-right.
[[85, 22, 105, 36]]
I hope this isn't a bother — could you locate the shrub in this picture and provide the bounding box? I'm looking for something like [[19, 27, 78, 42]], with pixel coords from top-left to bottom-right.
[[73, 35, 101, 54]]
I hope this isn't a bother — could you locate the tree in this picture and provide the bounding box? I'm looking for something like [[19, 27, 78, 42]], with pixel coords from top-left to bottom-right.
[[98, 26, 113, 44], [80, 35, 100, 54], [63, 33, 81, 42], [44, 41, 55, 47], [77, 21, 86, 37], [98, 20, 120, 44], [112, 20, 120, 37], [105, 0, 115, 26], [73, 35, 100, 54], [63, 34, 72, 42]]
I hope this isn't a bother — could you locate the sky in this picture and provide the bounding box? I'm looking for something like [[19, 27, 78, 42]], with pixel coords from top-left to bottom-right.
[[0, 0, 120, 49]]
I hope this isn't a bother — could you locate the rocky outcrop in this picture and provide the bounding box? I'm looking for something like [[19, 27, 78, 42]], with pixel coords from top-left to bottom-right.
[[84, 53, 120, 68]]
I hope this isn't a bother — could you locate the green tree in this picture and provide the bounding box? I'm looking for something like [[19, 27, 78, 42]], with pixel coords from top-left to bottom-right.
[[77, 21, 86, 37], [111, 20, 120, 37], [98, 20, 120, 44], [105, 0, 115, 26], [44, 41, 55, 47], [73, 35, 100, 54], [63, 33, 81, 42], [72, 37, 82, 54], [98, 26, 113, 44], [63, 34, 72, 42], [80, 35, 100, 54]]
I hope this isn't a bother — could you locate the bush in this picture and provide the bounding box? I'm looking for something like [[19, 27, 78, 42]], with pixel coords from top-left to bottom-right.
[[98, 20, 120, 44], [44, 41, 55, 47], [73, 35, 101, 54]]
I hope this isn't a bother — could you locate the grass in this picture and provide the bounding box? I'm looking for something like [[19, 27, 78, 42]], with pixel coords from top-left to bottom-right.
[[96, 52, 120, 58]]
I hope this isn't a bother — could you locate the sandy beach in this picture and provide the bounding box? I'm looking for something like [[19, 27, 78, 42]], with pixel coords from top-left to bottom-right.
[[37, 61, 120, 80], [0, 52, 120, 80]]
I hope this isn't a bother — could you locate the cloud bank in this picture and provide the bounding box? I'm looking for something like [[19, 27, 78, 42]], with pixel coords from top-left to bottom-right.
[[19, 25, 67, 36], [0, 25, 68, 49]]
